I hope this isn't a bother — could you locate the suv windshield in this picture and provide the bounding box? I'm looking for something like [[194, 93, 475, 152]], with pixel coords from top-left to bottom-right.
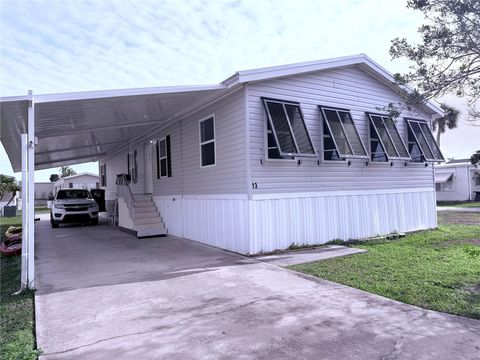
[[56, 190, 92, 199]]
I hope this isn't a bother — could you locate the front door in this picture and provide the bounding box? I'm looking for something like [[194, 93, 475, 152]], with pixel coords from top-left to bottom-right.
[[144, 142, 153, 194]]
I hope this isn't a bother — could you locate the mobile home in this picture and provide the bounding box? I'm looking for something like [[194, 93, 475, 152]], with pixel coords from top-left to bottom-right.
[[435, 159, 480, 201], [1, 54, 445, 255], [96, 55, 444, 253]]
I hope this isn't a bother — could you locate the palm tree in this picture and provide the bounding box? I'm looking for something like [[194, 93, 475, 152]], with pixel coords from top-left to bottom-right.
[[432, 103, 460, 148]]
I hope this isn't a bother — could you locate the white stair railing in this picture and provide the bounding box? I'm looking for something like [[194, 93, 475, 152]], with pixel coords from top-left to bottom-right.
[[116, 174, 135, 225]]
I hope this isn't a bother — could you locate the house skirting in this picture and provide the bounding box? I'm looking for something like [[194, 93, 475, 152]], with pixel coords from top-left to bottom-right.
[[153, 188, 437, 255]]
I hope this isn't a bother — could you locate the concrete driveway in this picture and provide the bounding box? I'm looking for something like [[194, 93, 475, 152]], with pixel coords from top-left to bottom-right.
[[35, 218, 480, 360]]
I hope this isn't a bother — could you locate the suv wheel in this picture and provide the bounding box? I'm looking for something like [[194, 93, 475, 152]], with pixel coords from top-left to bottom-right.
[[50, 214, 59, 228]]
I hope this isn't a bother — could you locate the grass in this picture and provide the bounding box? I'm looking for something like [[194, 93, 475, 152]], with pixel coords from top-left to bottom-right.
[[290, 216, 480, 319], [437, 201, 480, 208], [0, 215, 39, 360]]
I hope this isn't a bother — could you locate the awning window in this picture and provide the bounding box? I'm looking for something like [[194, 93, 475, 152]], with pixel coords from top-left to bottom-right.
[[262, 98, 315, 157], [319, 106, 367, 159], [406, 119, 444, 162], [435, 172, 453, 183], [367, 113, 410, 160]]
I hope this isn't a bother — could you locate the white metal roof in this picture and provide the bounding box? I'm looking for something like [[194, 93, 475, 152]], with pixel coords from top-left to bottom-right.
[[435, 172, 454, 183], [1, 84, 226, 172], [1, 54, 444, 172]]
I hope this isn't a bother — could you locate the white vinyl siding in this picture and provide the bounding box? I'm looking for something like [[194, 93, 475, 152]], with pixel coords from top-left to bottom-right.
[[100, 143, 145, 201], [151, 89, 247, 196], [248, 65, 436, 194], [152, 123, 182, 196]]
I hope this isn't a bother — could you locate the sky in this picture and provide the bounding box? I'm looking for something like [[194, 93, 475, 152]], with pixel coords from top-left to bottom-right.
[[1, 0, 478, 181]]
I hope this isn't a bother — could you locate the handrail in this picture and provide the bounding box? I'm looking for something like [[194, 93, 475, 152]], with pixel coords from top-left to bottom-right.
[[116, 174, 135, 224]]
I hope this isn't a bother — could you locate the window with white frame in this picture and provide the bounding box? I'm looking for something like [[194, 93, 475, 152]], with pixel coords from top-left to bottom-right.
[[319, 106, 368, 160], [262, 98, 315, 158], [475, 174, 480, 186], [156, 136, 171, 178], [406, 119, 444, 162], [367, 113, 410, 162], [200, 117, 215, 167]]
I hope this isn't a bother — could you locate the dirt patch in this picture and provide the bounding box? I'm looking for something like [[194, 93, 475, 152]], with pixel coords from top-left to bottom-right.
[[441, 239, 480, 247], [463, 284, 480, 295], [437, 211, 480, 225]]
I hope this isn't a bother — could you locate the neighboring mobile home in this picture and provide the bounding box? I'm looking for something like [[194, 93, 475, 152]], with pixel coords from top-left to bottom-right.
[[435, 159, 480, 201], [53, 172, 99, 193], [17, 181, 54, 208], [0, 54, 445, 255]]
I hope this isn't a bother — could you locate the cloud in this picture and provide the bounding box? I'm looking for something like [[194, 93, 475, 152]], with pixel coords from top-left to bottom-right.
[[0, 0, 425, 95]]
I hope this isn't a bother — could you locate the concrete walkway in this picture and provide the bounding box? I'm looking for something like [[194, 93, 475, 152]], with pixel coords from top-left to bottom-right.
[[255, 245, 366, 266], [34, 218, 480, 360], [437, 206, 480, 212]]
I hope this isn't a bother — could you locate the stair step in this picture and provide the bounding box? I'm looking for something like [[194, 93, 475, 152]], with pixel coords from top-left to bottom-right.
[[134, 202, 155, 208], [129, 194, 166, 238], [136, 212, 162, 221], [135, 195, 152, 201], [135, 217, 163, 225], [134, 207, 157, 214], [136, 224, 167, 238]]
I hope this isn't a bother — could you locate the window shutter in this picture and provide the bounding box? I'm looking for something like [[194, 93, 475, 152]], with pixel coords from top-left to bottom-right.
[[133, 150, 138, 183], [166, 135, 172, 177], [156, 141, 160, 179]]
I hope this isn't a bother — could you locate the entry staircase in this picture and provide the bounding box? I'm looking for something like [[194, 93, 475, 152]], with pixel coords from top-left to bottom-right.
[[133, 194, 167, 238], [115, 174, 167, 238]]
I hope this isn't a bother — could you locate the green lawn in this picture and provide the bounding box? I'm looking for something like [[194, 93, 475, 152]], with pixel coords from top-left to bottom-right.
[[0, 215, 39, 360], [437, 201, 480, 208], [290, 221, 480, 319]]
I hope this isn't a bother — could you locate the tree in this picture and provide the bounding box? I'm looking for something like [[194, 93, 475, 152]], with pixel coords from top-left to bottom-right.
[[49, 174, 59, 182], [0, 174, 21, 206], [59, 166, 77, 178], [432, 103, 460, 147], [390, 0, 480, 124], [471, 150, 480, 165]]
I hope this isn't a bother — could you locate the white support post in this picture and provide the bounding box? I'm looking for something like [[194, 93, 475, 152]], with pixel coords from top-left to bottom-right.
[[27, 90, 35, 288], [20, 134, 28, 290]]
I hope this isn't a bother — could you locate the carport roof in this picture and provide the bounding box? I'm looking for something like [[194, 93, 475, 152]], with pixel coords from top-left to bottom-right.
[[1, 84, 226, 172], [1, 54, 444, 172]]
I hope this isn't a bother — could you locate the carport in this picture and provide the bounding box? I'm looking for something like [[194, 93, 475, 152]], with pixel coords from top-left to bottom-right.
[[0, 83, 228, 289]]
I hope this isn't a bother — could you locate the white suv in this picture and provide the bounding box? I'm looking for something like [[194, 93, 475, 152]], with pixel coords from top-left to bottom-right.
[[50, 189, 99, 228]]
